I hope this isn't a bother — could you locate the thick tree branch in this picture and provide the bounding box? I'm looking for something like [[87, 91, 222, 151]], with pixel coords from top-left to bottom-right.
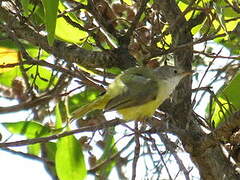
[[199, 111, 240, 152], [155, 0, 240, 179], [0, 5, 135, 69]]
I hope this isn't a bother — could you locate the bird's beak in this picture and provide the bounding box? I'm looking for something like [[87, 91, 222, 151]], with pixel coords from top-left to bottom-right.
[[182, 70, 194, 76]]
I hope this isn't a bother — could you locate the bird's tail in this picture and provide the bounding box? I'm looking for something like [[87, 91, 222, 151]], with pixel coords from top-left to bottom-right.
[[70, 98, 105, 120]]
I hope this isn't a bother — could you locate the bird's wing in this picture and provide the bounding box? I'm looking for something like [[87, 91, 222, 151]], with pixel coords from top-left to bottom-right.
[[105, 68, 159, 111]]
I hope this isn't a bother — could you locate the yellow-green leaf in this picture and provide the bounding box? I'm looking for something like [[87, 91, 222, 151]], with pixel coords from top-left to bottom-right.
[[20, 0, 30, 16], [3, 121, 51, 138], [41, 0, 59, 46], [210, 72, 240, 127], [0, 67, 20, 87], [25, 65, 58, 91], [0, 47, 19, 73], [56, 135, 86, 180], [55, 2, 88, 44]]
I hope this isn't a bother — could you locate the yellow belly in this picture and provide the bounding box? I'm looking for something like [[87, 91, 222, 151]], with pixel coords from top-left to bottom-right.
[[117, 92, 167, 121]]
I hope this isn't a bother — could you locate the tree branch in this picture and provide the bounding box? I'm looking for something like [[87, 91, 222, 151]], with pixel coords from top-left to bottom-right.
[[199, 111, 240, 152], [0, 119, 122, 148], [154, 0, 240, 179], [0, 5, 135, 69]]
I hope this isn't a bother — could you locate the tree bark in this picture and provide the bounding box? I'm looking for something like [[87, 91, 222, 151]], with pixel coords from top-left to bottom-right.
[[156, 0, 240, 179]]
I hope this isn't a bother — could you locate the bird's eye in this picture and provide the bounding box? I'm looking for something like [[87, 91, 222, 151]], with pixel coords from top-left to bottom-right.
[[174, 69, 178, 74]]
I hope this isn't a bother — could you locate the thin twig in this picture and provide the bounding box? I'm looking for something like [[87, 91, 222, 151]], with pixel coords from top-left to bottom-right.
[[151, 134, 173, 180], [88, 137, 134, 174], [192, 48, 222, 107], [125, 0, 149, 41], [0, 119, 122, 148], [193, 50, 240, 60], [131, 121, 140, 180], [159, 134, 190, 180], [1, 147, 54, 165]]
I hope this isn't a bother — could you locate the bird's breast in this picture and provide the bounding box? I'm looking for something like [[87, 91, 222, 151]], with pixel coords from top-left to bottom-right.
[[117, 82, 171, 121]]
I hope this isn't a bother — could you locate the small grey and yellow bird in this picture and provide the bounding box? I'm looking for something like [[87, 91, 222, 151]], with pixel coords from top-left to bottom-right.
[[71, 65, 193, 121]]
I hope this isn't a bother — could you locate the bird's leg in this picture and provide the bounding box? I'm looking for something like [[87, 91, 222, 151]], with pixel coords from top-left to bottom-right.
[[136, 116, 149, 132]]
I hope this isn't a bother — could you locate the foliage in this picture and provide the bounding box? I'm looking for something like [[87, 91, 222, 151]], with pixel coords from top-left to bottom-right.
[[0, 0, 240, 180]]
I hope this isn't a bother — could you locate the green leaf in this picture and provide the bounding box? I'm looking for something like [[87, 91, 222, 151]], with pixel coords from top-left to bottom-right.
[[213, 2, 229, 38], [28, 144, 41, 156], [56, 135, 86, 180], [26, 48, 49, 60], [55, 2, 88, 44], [55, 101, 63, 129], [123, 0, 133, 5], [105, 67, 122, 75], [68, 88, 101, 113], [191, 23, 203, 35], [25, 65, 58, 91], [43, 142, 57, 162], [20, 0, 30, 16], [218, 32, 240, 55], [41, 0, 59, 46], [2, 121, 52, 138], [41, 142, 57, 177], [0, 67, 20, 87], [0, 47, 19, 73], [212, 1, 240, 40], [72, 0, 88, 5], [210, 72, 240, 127], [156, 33, 172, 49], [30, 4, 45, 25], [0, 39, 18, 49]]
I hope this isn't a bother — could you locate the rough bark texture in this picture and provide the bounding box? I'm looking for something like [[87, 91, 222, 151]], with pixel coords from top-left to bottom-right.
[[157, 0, 240, 179], [0, 6, 136, 70], [191, 146, 237, 180]]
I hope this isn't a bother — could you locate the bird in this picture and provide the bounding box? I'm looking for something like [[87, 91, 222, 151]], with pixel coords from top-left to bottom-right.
[[71, 65, 193, 121]]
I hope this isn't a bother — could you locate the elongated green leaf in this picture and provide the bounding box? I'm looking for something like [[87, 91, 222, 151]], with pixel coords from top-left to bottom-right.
[[0, 47, 19, 73], [30, 3, 45, 25], [68, 88, 101, 113], [210, 72, 240, 127], [213, 2, 228, 37], [25, 65, 58, 91], [41, 0, 59, 45], [43, 142, 57, 162], [26, 48, 49, 60], [55, 2, 88, 44], [41, 142, 57, 177], [56, 135, 86, 180], [55, 101, 69, 129], [106, 67, 122, 75], [2, 120, 53, 156], [55, 103, 63, 129], [0, 67, 20, 87], [20, 0, 30, 16], [3, 121, 51, 155], [3, 121, 52, 138], [0, 39, 18, 49], [28, 144, 41, 156]]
